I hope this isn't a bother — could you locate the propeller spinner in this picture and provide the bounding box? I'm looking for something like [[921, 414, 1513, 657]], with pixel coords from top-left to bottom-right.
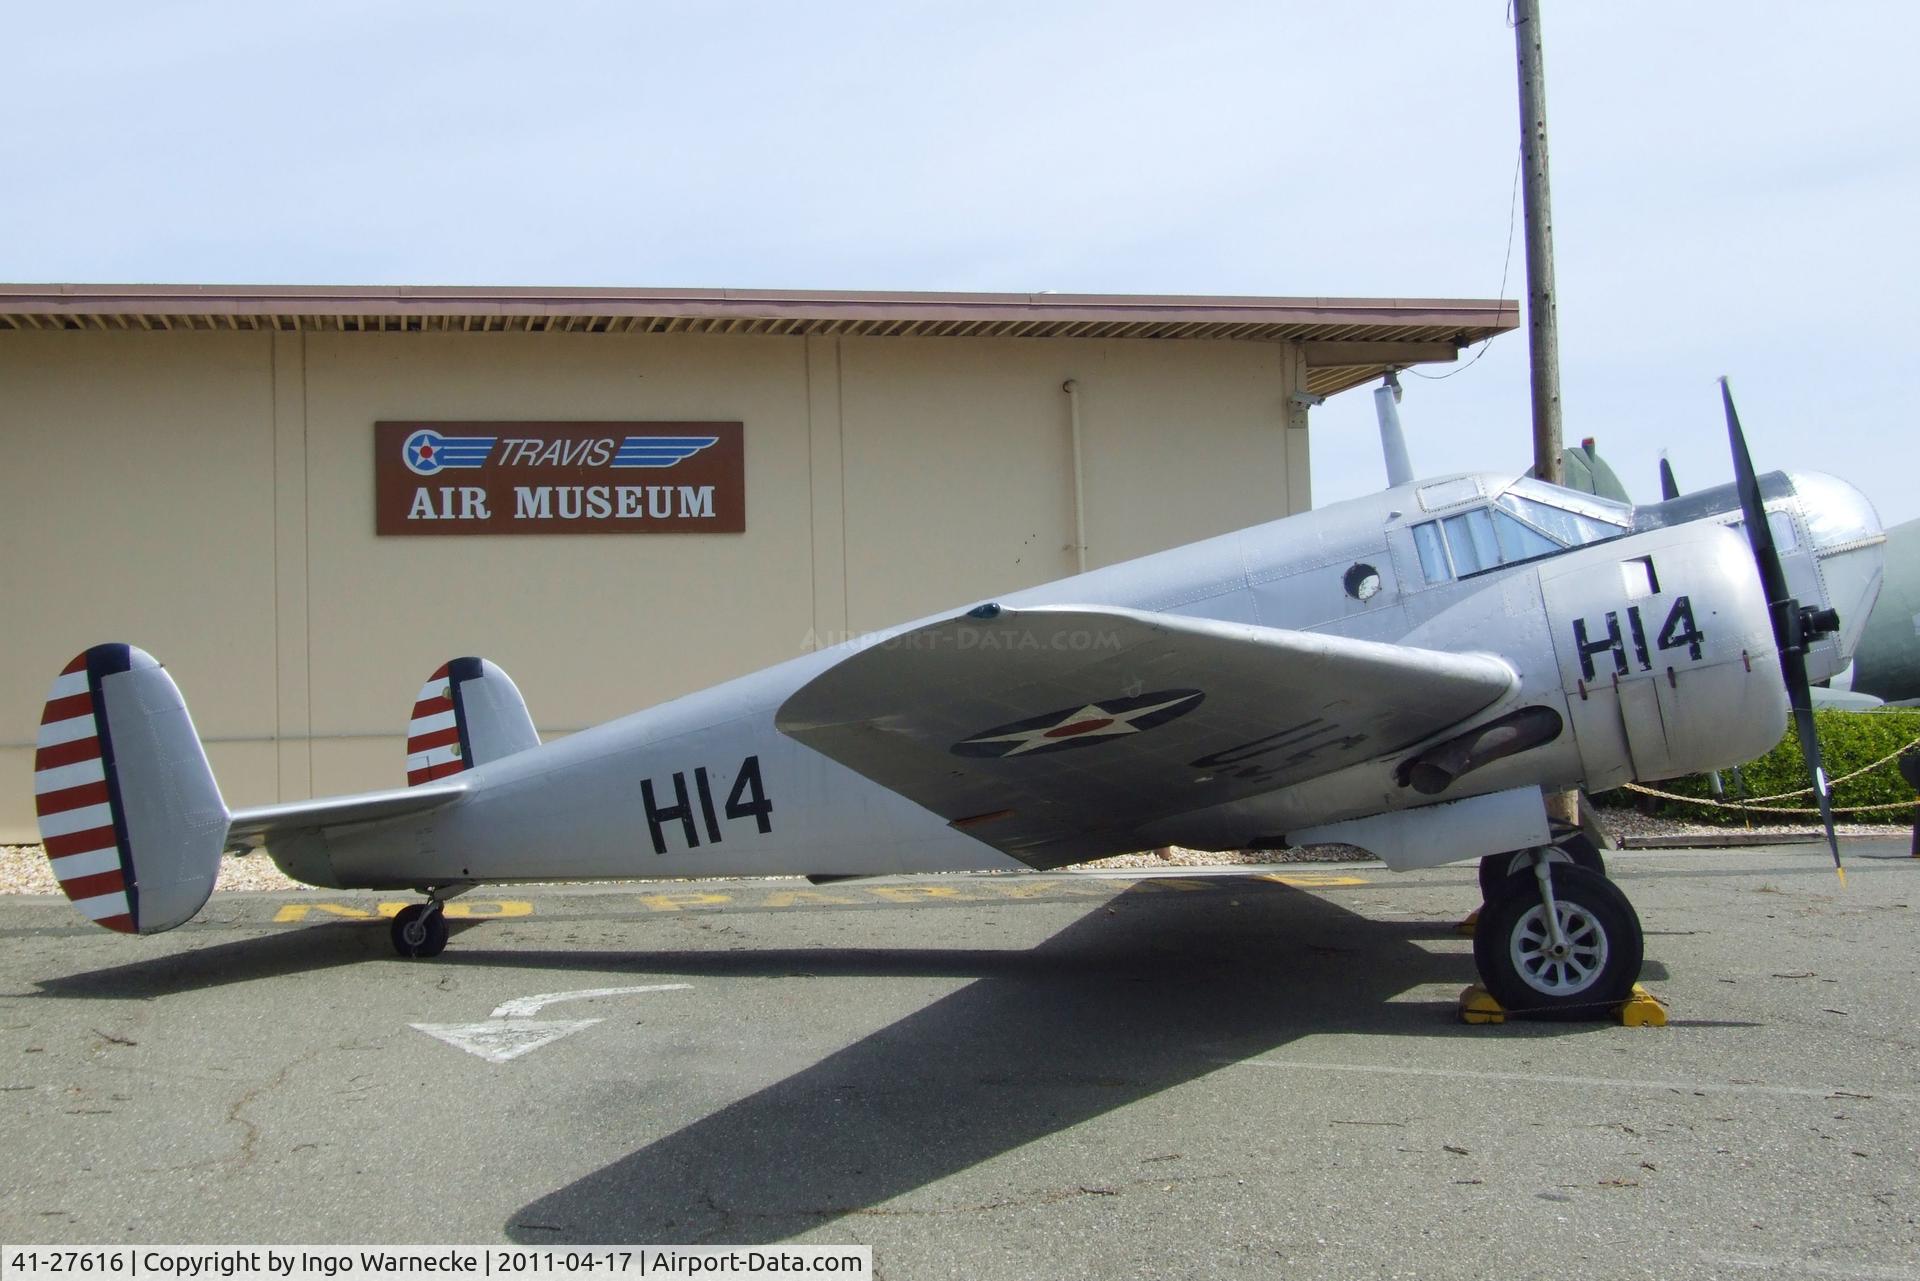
[[1720, 378, 1847, 882]]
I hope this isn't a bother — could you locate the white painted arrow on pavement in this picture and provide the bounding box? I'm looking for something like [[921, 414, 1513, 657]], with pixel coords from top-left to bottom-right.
[[489, 983, 692, 1018], [412, 983, 693, 1063], [412, 1019, 603, 1064]]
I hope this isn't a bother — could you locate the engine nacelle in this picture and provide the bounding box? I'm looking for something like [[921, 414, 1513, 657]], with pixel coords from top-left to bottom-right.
[[1539, 523, 1787, 787]]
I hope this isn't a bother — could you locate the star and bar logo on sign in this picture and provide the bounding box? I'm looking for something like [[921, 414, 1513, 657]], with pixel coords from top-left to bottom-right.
[[404, 429, 497, 476], [951, 689, 1205, 758]]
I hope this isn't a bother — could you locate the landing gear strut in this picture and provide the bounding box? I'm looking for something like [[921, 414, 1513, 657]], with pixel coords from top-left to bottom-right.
[[1472, 851, 1643, 1018], [1477, 820, 1606, 900], [391, 899, 450, 959]]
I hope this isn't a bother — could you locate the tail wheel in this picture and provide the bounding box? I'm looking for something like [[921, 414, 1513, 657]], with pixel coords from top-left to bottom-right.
[[391, 903, 449, 959], [1478, 828, 1607, 901], [1472, 863, 1643, 1018]]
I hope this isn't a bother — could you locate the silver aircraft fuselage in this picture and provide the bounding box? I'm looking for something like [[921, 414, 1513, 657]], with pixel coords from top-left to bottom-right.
[[273, 468, 1884, 890]]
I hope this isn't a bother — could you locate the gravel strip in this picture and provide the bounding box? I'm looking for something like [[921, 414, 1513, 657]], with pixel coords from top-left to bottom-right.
[[1, 845, 303, 894], [1587, 804, 1892, 844]]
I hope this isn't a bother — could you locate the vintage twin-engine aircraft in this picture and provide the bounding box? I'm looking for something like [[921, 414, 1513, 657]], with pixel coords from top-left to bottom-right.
[[31, 385, 1885, 1015]]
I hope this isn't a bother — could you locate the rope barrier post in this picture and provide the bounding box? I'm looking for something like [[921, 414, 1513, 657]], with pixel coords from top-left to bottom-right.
[[1898, 749, 1920, 859]]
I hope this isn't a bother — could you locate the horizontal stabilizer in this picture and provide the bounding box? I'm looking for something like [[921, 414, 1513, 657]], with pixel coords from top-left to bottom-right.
[[225, 781, 468, 854]]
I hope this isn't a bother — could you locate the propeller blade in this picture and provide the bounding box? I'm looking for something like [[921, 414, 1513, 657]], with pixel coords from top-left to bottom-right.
[[1658, 454, 1680, 501], [1783, 651, 1845, 882], [1721, 377, 1844, 882], [1722, 377, 1792, 609]]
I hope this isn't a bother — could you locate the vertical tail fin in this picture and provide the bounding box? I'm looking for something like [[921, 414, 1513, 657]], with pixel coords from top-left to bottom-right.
[[406, 657, 539, 785], [34, 645, 228, 934]]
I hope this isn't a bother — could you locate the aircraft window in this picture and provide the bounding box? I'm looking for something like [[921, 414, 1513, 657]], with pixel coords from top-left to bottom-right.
[[1770, 510, 1798, 553], [1442, 509, 1501, 575], [1414, 522, 1451, 583], [1504, 477, 1633, 527], [1492, 508, 1561, 561], [1343, 562, 1383, 601], [1417, 502, 1580, 583], [1731, 509, 1799, 554], [1496, 491, 1627, 548]]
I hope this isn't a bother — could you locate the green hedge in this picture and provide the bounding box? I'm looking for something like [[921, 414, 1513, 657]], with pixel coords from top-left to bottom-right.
[[1594, 708, 1920, 825]]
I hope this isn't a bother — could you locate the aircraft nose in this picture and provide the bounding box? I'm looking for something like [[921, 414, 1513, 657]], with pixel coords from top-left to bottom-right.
[[1787, 471, 1886, 663]]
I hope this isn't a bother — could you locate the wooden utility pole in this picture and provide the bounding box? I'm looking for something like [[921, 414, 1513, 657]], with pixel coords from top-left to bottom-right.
[[1514, 0, 1563, 485], [1515, 0, 1580, 831]]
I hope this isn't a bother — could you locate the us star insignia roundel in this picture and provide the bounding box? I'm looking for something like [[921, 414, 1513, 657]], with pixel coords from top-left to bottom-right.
[[951, 689, 1205, 758]]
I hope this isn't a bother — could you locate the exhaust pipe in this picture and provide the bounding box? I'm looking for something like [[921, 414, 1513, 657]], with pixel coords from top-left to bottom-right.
[[1397, 706, 1564, 796]]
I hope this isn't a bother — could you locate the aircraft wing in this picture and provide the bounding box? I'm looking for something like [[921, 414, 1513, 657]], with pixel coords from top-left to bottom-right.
[[776, 605, 1514, 865]]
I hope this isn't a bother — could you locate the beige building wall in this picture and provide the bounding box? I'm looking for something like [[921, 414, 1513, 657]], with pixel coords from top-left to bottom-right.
[[0, 329, 1305, 840]]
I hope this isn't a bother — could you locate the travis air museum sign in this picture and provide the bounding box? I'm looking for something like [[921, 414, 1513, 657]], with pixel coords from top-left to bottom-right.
[[375, 422, 745, 535]]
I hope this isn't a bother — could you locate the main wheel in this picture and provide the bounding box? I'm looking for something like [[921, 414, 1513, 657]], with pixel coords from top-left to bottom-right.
[[1477, 830, 1607, 901], [390, 903, 449, 958], [1472, 862, 1642, 1018]]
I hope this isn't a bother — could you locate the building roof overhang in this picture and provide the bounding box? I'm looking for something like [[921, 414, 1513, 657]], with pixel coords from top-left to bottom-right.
[[0, 284, 1517, 396]]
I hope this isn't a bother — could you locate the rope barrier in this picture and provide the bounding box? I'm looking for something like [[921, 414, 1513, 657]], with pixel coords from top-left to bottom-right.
[[1619, 733, 1920, 818]]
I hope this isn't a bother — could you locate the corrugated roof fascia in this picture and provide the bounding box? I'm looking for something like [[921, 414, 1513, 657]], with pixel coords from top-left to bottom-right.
[[0, 283, 1518, 332]]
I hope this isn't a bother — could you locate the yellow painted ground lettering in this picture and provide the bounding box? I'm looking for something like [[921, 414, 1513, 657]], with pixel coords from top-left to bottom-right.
[[272, 902, 375, 923], [764, 889, 864, 908], [639, 890, 735, 912], [867, 884, 988, 903], [443, 900, 531, 918], [1254, 872, 1369, 887], [991, 878, 1112, 899]]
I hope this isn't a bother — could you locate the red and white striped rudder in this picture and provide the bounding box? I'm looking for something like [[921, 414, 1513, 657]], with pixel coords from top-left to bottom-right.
[[34, 645, 228, 934], [406, 657, 539, 786]]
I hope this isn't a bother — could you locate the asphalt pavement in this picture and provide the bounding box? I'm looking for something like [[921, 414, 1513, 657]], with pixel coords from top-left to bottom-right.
[[2, 843, 1916, 1280]]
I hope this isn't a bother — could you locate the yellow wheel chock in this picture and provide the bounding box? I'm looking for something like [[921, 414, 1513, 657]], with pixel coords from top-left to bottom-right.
[[1458, 984, 1505, 1023], [1615, 984, 1668, 1027], [1457, 983, 1668, 1027]]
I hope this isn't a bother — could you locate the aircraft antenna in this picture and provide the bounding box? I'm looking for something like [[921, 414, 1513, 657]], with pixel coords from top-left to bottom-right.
[[1373, 373, 1415, 488]]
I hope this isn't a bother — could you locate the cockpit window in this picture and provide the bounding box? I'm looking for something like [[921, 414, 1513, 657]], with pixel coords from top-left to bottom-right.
[[1504, 476, 1632, 524], [1441, 509, 1501, 575], [1730, 509, 1800, 554], [1495, 490, 1627, 549], [1413, 482, 1631, 583]]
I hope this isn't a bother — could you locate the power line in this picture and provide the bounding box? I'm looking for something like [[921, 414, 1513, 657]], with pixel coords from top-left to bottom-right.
[[1410, 144, 1521, 382]]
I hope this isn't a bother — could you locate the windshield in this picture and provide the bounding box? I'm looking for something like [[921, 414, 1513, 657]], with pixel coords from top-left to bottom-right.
[[1413, 480, 1631, 583], [1499, 478, 1632, 544]]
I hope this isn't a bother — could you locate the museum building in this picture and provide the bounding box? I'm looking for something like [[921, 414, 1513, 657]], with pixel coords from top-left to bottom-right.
[[0, 284, 1514, 840]]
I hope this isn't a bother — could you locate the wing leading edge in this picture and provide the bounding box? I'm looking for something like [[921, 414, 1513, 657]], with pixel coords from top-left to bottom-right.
[[776, 605, 1515, 866]]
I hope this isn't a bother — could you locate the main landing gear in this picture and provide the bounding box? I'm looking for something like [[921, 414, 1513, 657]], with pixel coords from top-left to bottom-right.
[[1476, 820, 1606, 900], [390, 889, 460, 959], [1470, 829, 1644, 1019]]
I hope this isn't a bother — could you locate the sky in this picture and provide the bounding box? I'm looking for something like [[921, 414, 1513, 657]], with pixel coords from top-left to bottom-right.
[[7, 1, 1916, 524]]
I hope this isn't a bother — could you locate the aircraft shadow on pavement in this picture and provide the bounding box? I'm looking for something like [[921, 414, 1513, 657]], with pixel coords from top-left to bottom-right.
[[27, 917, 477, 1000], [505, 879, 1621, 1245]]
